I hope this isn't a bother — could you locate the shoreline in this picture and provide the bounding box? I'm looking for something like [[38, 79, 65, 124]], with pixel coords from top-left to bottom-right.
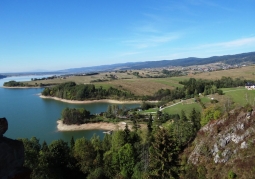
[[40, 95, 149, 104], [57, 120, 131, 131], [2, 86, 42, 89]]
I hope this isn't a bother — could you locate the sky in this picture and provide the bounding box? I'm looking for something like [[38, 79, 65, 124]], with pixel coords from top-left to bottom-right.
[[0, 0, 255, 73]]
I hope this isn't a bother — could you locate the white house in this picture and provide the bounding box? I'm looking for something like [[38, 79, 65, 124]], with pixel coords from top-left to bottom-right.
[[245, 83, 255, 90]]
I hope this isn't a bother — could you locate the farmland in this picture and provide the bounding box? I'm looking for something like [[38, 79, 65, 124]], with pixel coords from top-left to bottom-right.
[[19, 65, 254, 97]]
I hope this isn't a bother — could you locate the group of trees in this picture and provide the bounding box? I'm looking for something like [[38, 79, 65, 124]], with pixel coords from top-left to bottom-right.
[[3, 81, 28, 87], [21, 109, 202, 179], [150, 76, 254, 102], [180, 77, 255, 96], [3, 80, 48, 87], [61, 108, 91, 125], [162, 69, 185, 77], [41, 82, 135, 100], [105, 104, 129, 118], [31, 76, 56, 81]]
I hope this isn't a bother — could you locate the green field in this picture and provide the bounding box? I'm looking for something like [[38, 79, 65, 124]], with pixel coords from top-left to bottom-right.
[[222, 87, 255, 106], [162, 101, 202, 115], [138, 108, 158, 114], [200, 96, 211, 103]]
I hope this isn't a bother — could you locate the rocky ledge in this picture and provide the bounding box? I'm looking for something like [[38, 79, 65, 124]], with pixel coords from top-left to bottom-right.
[[0, 117, 31, 179]]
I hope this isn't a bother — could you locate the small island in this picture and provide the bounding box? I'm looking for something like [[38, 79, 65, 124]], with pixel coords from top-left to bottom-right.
[[57, 105, 147, 131], [3, 80, 52, 88]]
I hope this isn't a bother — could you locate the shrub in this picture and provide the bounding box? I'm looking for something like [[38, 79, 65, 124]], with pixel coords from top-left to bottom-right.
[[228, 170, 237, 179]]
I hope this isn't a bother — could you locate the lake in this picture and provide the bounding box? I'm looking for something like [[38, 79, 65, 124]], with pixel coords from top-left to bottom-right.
[[0, 76, 140, 144]]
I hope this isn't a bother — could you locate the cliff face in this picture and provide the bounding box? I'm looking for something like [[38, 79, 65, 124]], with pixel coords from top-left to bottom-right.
[[185, 108, 255, 179]]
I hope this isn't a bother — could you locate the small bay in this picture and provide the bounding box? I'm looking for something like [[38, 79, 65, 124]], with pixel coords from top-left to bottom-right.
[[0, 76, 140, 143]]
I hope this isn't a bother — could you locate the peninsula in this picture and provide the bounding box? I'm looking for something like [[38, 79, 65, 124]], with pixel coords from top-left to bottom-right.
[[40, 95, 142, 104], [57, 120, 134, 131]]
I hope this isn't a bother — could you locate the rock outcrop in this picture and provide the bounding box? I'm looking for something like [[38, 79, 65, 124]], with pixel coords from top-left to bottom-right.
[[188, 108, 255, 165], [0, 117, 30, 179]]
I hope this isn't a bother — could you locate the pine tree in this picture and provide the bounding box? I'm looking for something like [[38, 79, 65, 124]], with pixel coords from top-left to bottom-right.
[[147, 114, 153, 135], [149, 128, 178, 179], [180, 110, 188, 121], [70, 136, 75, 151], [189, 108, 201, 133]]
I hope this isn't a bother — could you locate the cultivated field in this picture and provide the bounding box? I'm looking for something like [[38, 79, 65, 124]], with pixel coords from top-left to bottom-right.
[[21, 65, 255, 96], [24, 71, 187, 96], [96, 78, 185, 96], [188, 65, 255, 80]]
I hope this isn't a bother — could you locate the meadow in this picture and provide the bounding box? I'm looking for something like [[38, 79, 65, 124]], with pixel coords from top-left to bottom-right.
[[188, 65, 255, 80], [22, 65, 254, 96], [162, 98, 203, 115], [221, 87, 255, 106]]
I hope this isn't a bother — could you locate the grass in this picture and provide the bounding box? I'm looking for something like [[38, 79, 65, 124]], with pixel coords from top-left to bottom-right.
[[188, 65, 255, 80], [221, 87, 245, 92], [151, 78, 184, 88], [222, 88, 255, 106], [97, 78, 185, 96], [162, 100, 202, 115], [19, 65, 255, 97], [94, 83, 112, 90], [139, 108, 158, 114], [200, 96, 211, 103]]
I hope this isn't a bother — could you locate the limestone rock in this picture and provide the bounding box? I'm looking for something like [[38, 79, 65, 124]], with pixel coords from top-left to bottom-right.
[[241, 141, 247, 149]]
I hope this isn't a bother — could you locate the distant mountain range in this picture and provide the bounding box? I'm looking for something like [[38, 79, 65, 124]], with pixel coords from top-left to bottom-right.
[[0, 75, 7, 79], [1, 51, 255, 75], [59, 51, 255, 73]]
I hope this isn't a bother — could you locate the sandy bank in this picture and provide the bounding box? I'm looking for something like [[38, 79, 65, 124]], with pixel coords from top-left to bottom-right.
[[40, 95, 146, 104], [2, 86, 42, 89], [57, 120, 130, 131]]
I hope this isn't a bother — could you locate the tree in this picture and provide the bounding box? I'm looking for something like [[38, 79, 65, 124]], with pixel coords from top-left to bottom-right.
[[147, 114, 153, 135], [20, 137, 41, 169], [73, 137, 96, 175], [118, 143, 135, 178], [201, 105, 222, 126], [70, 136, 75, 151], [149, 128, 178, 179], [189, 108, 201, 133], [102, 134, 112, 152], [180, 110, 188, 121], [123, 124, 131, 143], [48, 139, 71, 179]]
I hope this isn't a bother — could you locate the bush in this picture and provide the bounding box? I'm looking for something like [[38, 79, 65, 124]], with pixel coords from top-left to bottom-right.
[[228, 170, 237, 179]]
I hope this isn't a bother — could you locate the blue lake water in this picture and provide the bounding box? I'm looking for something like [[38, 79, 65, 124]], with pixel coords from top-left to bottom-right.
[[0, 76, 140, 144]]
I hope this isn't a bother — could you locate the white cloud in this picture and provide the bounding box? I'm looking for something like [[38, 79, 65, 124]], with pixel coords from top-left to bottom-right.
[[220, 37, 255, 48], [123, 33, 180, 49], [195, 37, 255, 50], [146, 37, 255, 61]]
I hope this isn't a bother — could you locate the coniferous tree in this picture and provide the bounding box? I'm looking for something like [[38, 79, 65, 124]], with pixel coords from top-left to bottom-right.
[[180, 110, 188, 122], [149, 128, 179, 179]]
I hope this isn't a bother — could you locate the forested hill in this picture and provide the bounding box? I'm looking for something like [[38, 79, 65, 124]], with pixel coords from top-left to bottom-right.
[[0, 74, 7, 79], [60, 51, 255, 73]]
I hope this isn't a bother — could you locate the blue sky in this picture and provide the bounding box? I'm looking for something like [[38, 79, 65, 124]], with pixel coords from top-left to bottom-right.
[[1, 0, 255, 72]]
